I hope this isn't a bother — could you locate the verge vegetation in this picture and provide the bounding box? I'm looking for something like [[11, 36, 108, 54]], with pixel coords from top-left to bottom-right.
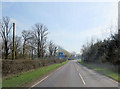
[[78, 60, 120, 82], [3, 61, 68, 87]]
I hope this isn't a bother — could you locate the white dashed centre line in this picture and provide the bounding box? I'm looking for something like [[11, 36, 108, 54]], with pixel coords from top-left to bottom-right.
[[79, 73, 86, 85]]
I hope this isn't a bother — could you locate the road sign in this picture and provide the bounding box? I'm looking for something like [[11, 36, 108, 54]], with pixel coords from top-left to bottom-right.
[[59, 52, 63, 57]]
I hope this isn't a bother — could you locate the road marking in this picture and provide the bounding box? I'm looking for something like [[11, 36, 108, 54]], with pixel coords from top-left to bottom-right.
[[56, 65, 64, 71], [105, 76, 119, 84], [73, 63, 79, 72], [76, 61, 118, 85], [50, 65, 65, 76], [109, 78, 118, 84], [79, 73, 86, 85], [30, 62, 67, 88], [57, 66, 63, 71], [57, 67, 61, 71], [31, 76, 48, 88]]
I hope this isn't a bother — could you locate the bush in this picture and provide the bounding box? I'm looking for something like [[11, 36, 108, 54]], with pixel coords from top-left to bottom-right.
[[2, 59, 63, 77]]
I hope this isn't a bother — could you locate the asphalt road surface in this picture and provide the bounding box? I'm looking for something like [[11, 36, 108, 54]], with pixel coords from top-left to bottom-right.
[[31, 60, 118, 87]]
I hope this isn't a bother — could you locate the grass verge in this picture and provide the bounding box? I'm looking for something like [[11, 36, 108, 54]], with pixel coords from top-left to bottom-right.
[[78, 60, 120, 82], [3, 60, 68, 87]]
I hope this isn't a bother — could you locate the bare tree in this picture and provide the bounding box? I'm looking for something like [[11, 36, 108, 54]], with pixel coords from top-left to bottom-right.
[[22, 30, 33, 59], [27, 32, 36, 60], [14, 36, 22, 59], [0, 16, 12, 59], [33, 23, 48, 58], [48, 41, 58, 57], [9, 35, 22, 59], [53, 45, 57, 56], [0, 40, 2, 59]]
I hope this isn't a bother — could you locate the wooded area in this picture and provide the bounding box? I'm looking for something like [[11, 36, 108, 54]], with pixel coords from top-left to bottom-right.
[[0, 16, 70, 60], [81, 29, 120, 65], [0, 16, 119, 68]]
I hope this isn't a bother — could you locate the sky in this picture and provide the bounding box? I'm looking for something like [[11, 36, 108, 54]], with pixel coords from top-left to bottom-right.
[[2, 1, 118, 54]]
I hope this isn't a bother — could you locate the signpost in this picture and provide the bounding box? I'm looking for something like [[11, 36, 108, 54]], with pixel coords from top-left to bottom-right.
[[59, 52, 63, 59]]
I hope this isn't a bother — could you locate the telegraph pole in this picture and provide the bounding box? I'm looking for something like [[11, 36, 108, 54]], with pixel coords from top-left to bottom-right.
[[12, 23, 15, 60]]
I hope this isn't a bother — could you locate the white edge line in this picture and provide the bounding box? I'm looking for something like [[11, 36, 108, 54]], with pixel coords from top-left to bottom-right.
[[30, 62, 67, 88], [57, 66, 62, 71], [50, 65, 64, 76], [77, 61, 119, 84], [105, 76, 119, 84], [79, 73, 86, 85], [31, 76, 48, 88]]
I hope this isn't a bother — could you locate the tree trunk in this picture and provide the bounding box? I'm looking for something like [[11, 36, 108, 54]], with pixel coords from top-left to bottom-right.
[[5, 41, 8, 59], [23, 41, 25, 59]]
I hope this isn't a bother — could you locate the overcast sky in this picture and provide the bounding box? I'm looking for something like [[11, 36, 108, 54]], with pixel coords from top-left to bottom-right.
[[2, 2, 117, 54]]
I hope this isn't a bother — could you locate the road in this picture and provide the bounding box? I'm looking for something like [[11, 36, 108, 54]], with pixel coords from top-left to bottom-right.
[[31, 60, 118, 87]]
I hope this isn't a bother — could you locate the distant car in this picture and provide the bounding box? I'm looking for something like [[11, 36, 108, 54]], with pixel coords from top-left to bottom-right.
[[68, 58, 74, 60], [68, 58, 71, 60]]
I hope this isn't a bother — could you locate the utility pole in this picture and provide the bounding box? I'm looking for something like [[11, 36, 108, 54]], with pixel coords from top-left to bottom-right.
[[12, 23, 15, 60]]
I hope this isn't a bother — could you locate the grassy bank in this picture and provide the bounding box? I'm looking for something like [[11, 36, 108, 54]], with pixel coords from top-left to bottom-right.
[[3, 61, 68, 87], [78, 60, 120, 82]]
